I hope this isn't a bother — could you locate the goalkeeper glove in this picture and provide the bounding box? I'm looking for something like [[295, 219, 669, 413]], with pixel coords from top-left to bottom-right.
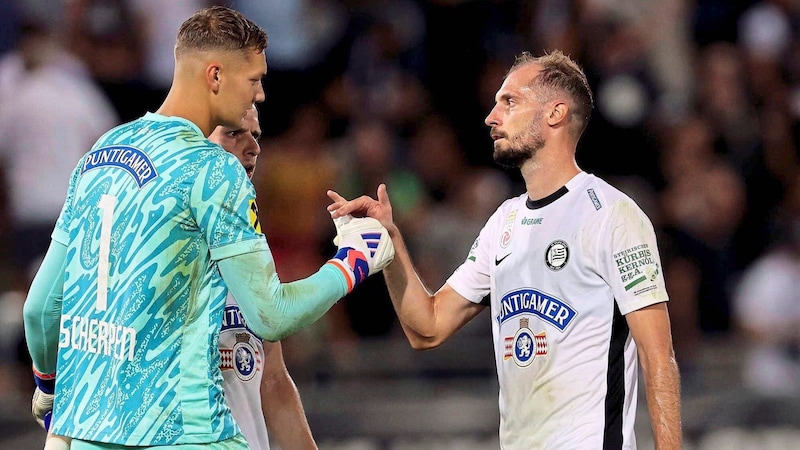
[[327, 214, 395, 292], [32, 368, 56, 430]]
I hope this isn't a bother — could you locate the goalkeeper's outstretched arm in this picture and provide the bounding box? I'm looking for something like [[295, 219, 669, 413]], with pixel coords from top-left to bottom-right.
[[219, 214, 394, 342], [327, 184, 484, 350], [219, 251, 345, 342]]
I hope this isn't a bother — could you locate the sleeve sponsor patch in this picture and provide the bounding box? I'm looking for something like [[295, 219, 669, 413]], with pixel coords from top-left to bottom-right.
[[248, 199, 261, 233], [613, 244, 659, 291]]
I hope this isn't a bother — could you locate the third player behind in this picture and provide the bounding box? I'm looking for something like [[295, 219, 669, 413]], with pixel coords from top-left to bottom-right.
[[209, 105, 317, 450]]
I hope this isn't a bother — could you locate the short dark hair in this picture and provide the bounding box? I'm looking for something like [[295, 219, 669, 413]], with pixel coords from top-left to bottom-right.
[[175, 6, 268, 59], [510, 50, 594, 137]]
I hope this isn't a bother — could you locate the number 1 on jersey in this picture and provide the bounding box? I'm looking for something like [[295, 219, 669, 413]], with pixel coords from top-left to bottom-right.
[[97, 194, 116, 311]]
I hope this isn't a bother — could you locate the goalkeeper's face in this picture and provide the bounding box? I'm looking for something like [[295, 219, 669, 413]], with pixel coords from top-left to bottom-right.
[[209, 107, 262, 179]]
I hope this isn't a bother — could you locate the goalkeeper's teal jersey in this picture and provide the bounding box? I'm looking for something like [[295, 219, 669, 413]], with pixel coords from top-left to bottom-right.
[[49, 112, 268, 446]]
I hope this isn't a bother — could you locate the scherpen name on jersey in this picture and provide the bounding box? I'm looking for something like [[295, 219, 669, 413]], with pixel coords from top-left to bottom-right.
[[496, 288, 577, 332], [59, 314, 137, 362]]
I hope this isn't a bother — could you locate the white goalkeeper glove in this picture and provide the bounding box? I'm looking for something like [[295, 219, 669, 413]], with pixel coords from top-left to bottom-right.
[[32, 369, 56, 430], [327, 214, 395, 292]]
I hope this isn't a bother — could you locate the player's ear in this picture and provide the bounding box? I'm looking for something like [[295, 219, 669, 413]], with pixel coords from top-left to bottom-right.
[[207, 65, 221, 94], [548, 101, 567, 126]]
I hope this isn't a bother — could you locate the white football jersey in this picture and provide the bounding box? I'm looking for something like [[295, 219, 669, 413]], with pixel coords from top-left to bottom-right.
[[219, 293, 271, 450], [447, 172, 668, 450]]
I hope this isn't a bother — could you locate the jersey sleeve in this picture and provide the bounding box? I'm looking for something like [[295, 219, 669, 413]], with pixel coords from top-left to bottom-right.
[[599, 198, 669, 315], [22, 240, 68, 375], [52, 158, 86, 245], [190, 151, 268, 260], [445, 208, 499, 304], [219, 253, 347, 341]]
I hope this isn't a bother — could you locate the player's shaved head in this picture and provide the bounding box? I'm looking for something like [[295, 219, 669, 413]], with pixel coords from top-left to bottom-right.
[[175, 6, 267, 60], [160, 6, 267, 136], [509, 50, 594, 138]]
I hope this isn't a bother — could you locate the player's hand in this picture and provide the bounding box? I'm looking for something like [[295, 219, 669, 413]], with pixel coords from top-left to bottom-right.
[[32, 369, 56, 430], [327, 184, 395, 233], [327, 214, 395, 292]]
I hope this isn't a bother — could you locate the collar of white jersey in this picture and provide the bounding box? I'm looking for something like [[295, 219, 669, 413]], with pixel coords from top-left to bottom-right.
[[525, 171, 588, 210], [143, 112, 204, 136]]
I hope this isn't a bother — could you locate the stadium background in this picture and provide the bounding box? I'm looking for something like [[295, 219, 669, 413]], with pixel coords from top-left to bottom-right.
[[1, 0, 800, 448]]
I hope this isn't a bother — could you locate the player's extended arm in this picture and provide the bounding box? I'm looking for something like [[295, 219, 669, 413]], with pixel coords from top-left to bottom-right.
[[627, 303, 683, 449], [219, 214, 393, 342], [218, 252, 346, 342], [328, 184, 483, 349], [260, 341, 317, 450]]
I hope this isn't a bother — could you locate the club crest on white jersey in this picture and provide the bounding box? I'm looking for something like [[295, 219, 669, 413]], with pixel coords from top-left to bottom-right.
[[503, 318, 547, 367], [220, 304, 262, 381], [545, 239, 569, 271], [221, 332, 261, 381]]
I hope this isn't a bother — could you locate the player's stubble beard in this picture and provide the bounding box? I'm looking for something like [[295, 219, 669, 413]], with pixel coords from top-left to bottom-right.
[[492, 116, 545, 169]]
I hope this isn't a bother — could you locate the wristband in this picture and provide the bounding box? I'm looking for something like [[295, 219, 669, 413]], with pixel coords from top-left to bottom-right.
[[33, 366, 56, 395]]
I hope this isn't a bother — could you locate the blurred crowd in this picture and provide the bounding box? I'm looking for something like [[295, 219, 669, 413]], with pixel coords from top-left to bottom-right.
[[1, 0, 800, 409]]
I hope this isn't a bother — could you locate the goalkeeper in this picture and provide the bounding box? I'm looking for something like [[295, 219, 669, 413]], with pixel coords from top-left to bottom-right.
[[23, 6, 394, 450]]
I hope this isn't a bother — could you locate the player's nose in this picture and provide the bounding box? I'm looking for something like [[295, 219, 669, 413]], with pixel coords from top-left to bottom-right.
[[254, 82, 266, 104], [246, 138, 260, 156], [485, 106, 500, 127]]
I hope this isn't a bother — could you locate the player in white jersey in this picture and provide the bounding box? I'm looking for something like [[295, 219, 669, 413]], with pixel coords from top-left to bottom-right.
[[23, 6, 392, 450], [209, 106, 317, 450], [328, 50, 682, 449]]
